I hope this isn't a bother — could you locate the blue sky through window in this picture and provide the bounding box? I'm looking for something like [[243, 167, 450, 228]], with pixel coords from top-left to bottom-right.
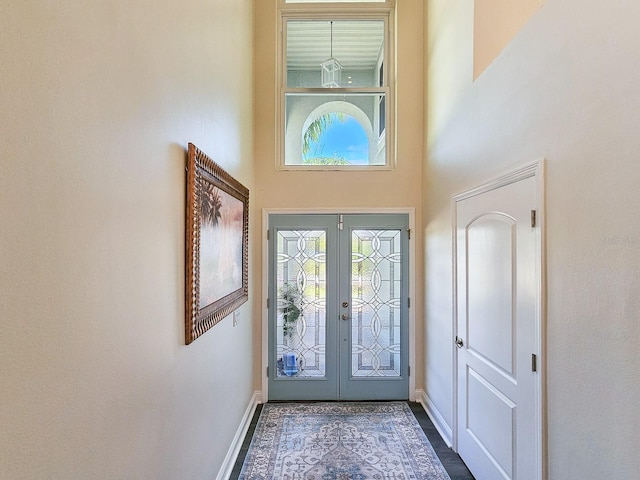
[[306, 116, 369, 165]]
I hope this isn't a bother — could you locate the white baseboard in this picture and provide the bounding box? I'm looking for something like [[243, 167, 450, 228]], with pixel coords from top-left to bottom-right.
[[415, 389, 453, 448], [216, 391, 262, 480]]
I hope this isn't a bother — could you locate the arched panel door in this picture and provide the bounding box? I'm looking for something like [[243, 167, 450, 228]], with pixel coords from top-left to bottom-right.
[[455, 174, 542, 480]]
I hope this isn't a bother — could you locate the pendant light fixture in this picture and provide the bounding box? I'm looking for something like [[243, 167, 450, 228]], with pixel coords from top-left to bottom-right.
[[321, 21, 342, 88]]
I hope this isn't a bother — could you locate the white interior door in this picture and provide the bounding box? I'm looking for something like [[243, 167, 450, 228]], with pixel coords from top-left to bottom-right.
[[454, 173, 542, 480]]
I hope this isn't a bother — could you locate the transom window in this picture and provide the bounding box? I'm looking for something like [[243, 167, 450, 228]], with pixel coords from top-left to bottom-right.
[[285, 0, 386, 3], [279, 2, 395, 169]]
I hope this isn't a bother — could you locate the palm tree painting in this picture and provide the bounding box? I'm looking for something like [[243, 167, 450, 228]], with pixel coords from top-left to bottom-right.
[[186, 142, 249, 343], [198, 182, 245, 309], [201, 182, 222, 227]]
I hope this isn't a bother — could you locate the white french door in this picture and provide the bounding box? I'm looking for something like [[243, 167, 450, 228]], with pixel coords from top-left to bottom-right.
[[267, 213, 409, 401]]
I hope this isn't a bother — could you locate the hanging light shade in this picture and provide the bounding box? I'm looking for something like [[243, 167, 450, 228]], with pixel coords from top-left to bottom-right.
[[321, 21, 342, 88]]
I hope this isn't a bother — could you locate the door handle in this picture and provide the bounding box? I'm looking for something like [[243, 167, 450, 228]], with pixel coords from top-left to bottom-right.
[[455, 336, 464, 348], [341, 314, 350, 321]]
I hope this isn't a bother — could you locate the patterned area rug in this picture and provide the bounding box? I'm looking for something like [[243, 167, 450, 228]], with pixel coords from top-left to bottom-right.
[[239, 402, 451, 480]]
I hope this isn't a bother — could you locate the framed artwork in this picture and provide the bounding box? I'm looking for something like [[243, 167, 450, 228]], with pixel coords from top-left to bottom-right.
[[185, 142, 249, 344]]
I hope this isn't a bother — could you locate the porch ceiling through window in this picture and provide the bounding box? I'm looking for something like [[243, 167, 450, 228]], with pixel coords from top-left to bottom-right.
[[287, 21, 384, 71]]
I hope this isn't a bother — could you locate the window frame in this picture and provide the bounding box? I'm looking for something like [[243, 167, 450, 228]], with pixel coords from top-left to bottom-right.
[[277, 1, 396, 171]]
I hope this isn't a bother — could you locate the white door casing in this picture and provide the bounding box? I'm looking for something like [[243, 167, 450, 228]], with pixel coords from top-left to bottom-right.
[[453, 162, 545, 480], [261, 208, 417, 402]]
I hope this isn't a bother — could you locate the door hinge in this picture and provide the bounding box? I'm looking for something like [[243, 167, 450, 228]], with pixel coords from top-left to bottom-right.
[[531, 210, 537, 228], [338, 214, 344, 231], [267, 229, 270, 240], [531, 354, 538, 372], [407, 297, 411, 308], [407, 228, 411, 240], [266, 366, 269, 378], [408, 366, 410, 377], [267, 298, 270, 309]]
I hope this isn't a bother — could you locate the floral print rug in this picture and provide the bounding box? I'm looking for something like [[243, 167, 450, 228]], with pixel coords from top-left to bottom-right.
[[239, 402, 451, 480]]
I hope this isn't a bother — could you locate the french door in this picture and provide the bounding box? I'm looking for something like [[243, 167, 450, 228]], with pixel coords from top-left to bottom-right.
[[267, 213, 409, 401]]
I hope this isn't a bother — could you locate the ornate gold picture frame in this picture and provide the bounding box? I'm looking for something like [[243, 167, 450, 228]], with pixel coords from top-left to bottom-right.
[[185, 143, 249, 344]]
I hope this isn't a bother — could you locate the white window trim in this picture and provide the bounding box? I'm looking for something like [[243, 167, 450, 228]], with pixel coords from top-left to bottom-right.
[[276, 1, 396, 171]]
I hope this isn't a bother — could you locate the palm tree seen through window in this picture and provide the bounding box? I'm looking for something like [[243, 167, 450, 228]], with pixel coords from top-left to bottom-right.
[[302, 113, 369, 165]]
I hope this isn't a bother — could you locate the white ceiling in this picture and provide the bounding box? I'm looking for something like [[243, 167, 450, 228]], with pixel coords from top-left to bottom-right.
[[287, 20, 384, 71]]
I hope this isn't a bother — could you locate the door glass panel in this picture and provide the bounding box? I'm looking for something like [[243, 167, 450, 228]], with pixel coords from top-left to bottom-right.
[[351, 229, 401, 377], [276, 230, 327, 378]]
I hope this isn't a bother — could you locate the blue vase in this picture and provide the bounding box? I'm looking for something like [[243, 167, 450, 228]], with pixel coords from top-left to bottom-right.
[[282, 352, 298, 376]]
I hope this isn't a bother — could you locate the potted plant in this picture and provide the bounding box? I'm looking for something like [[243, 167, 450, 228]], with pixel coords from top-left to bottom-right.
[[279, 283, 303, 339]]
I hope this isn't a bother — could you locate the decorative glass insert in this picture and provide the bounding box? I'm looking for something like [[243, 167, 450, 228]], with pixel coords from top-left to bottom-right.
[[276, 230, 327, 378], [351, 229, 402, 377]]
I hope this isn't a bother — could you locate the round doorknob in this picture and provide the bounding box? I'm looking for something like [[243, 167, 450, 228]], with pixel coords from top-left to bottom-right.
[[341, 314, 350, 321], [455, 337, 464, 348]]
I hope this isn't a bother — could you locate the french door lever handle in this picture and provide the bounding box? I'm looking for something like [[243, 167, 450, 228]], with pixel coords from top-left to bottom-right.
[[455, 336, 464, 348]]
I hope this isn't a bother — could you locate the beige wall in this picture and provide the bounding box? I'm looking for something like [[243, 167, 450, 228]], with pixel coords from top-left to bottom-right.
[[253, 0, 426, 393], [426, 0, 640, 477], [0, 1, 254, 478], [473, 0, 545, 78]]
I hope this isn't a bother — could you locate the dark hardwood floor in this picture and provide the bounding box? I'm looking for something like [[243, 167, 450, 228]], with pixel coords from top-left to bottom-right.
[[407, 402, 475, 479], [229, 401, 475, 479]]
